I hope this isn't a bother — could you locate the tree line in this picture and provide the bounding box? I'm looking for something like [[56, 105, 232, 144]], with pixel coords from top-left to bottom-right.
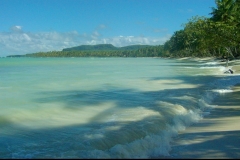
[[22, 45, 164, 57], [163, 0, 240, 59]]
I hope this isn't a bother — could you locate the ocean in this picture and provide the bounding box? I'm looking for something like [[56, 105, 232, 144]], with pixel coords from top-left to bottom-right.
[[0, 57, 239, 158]]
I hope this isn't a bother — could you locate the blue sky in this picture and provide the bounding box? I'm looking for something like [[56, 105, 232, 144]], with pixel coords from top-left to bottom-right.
[[0, 0, 216, 56]]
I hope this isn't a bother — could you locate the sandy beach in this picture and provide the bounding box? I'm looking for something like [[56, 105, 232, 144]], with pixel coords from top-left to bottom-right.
[[168, 59, 240, 159]]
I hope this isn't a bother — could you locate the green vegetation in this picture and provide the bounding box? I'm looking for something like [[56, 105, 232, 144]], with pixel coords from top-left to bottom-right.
[[7, 0, 240, 59], [62, 44, 152, 51], [8, 44, 161, 57], [62, 44, 117, 51], [15, 45, 164, 57], [163, 0, 240, 58]]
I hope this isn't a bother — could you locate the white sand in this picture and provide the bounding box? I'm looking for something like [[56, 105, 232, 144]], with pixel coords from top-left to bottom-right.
[[167, 60, 240, 159]]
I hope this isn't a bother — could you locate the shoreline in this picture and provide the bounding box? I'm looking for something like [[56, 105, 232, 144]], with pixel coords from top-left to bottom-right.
[[166, 58, 240, 159]]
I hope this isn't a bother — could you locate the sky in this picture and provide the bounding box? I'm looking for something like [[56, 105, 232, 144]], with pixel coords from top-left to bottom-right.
[[0, 0, 216, 57]]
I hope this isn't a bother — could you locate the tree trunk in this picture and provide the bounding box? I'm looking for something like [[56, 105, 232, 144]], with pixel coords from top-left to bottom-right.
[[213, 49, 218, 56], [225, 47, 235, 67], [227, 52, 229, 67]]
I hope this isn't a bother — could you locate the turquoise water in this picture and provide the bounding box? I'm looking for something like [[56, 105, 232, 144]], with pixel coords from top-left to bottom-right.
[[0, 57, 239, 158]]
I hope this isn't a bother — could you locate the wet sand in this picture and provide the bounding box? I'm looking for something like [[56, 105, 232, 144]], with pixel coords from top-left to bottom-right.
[[167, 59, 240, 159]]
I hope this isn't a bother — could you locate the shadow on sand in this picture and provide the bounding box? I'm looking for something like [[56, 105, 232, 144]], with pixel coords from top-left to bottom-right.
[[168, 88, 240, 159]]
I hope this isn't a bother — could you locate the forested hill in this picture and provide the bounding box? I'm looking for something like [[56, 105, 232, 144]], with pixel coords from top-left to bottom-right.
[[62, 44, 152, 51], [7, 44, 164, 57]]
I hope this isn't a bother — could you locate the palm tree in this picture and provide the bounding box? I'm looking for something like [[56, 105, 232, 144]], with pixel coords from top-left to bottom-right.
[[210, 0, 237, 22], [210, 0, 240, 67]]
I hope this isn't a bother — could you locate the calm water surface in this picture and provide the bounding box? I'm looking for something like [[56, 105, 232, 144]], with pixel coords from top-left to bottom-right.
[[0, 57, 238, 158]]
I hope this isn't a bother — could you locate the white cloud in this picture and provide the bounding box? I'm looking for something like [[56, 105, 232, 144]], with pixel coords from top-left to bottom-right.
[[83, 35, 171, 48], [22, 33, 31, 41], [91, 31, 100, 39], [0, 27, 171, 57], [10, 26, 23, 32]]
